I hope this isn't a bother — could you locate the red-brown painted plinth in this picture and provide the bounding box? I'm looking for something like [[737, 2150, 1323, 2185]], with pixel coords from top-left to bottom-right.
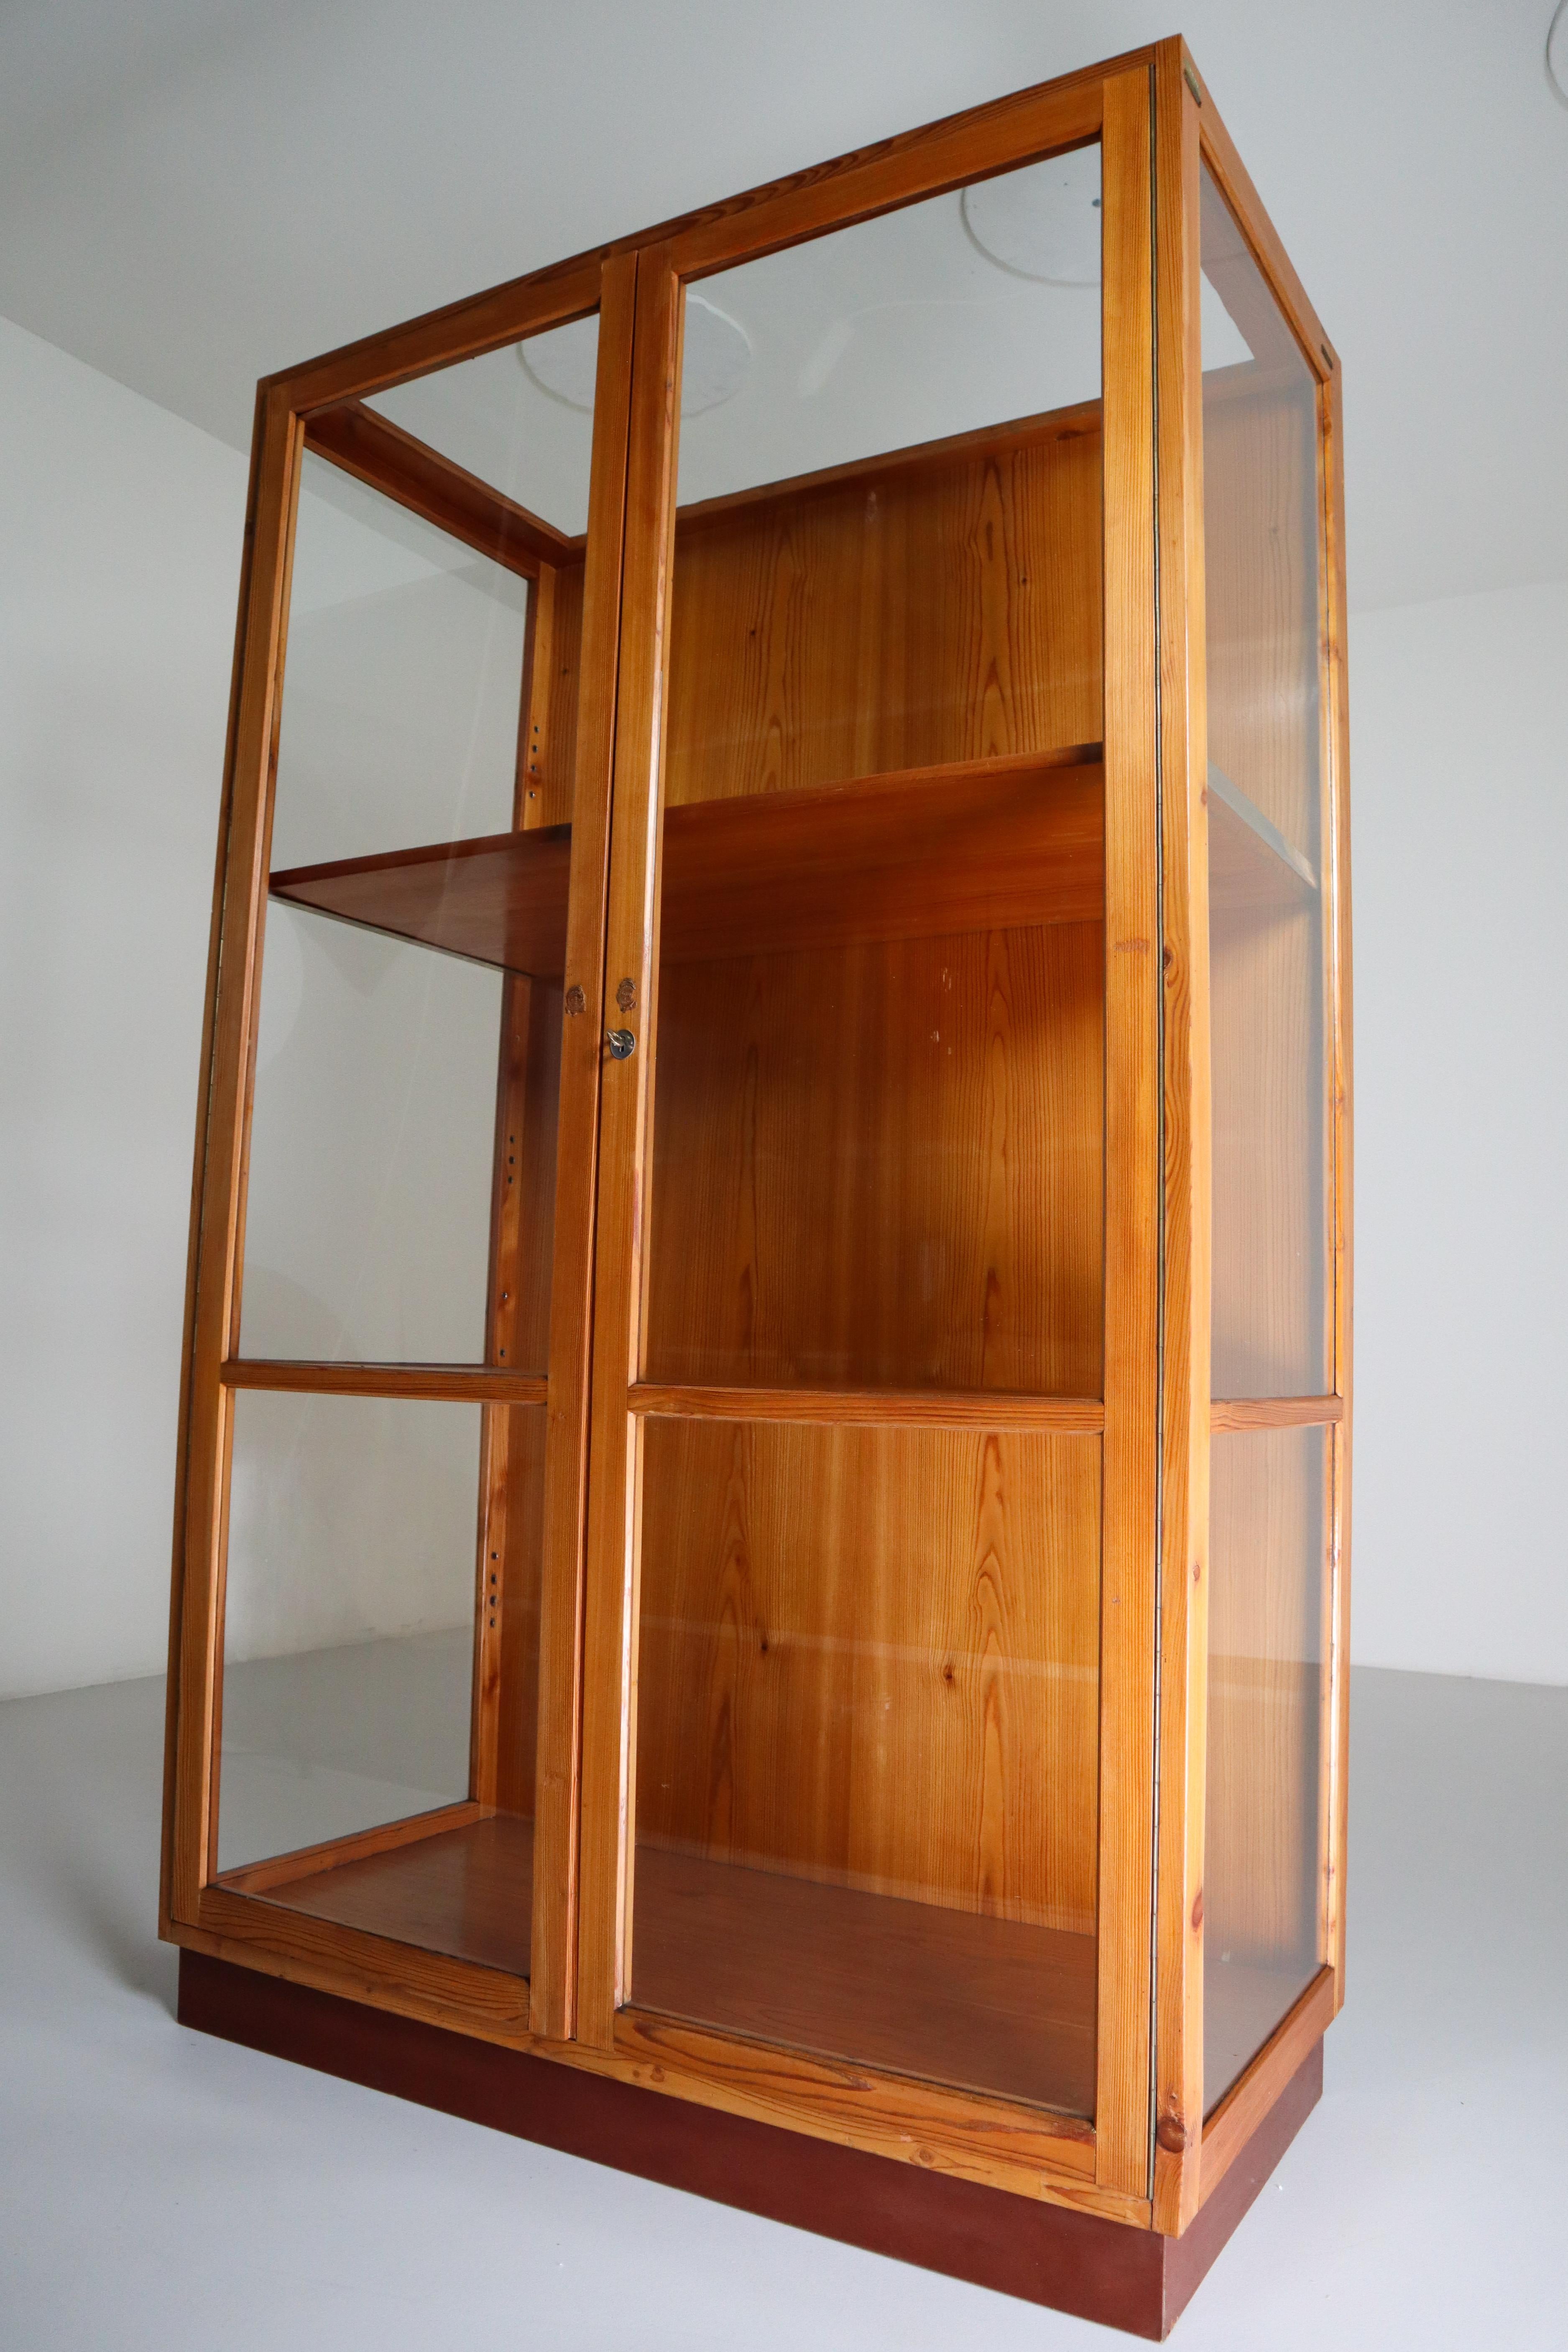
[[177, 1949, 1321, 2339]]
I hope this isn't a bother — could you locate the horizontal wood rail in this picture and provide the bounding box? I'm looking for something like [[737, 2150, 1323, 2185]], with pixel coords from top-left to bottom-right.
[[630, 1384, 1105, 1432], [306, 399, 580, 577], [213, 1801, 490, 1896], [1210, 1396, 1343, 1432], [221, 1360, 548, 1405]]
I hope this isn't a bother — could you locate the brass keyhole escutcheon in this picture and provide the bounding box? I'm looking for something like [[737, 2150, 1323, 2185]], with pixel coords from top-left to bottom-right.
[[605, 1029, 636, 1060], [615, 977, 638, 1012], [564, 985, 587, 1017]]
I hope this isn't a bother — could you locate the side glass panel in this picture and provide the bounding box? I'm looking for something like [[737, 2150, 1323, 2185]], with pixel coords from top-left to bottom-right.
[[239, 317, 598, 1367], [630, 151, 1106, 2116], [1201, 168, 1333, 2107], [1201, 170, 1330, 1399], [1205, 1426, 1327, 2105], [217, 312, 605, 1980], [217, 1390, 542, 1980]]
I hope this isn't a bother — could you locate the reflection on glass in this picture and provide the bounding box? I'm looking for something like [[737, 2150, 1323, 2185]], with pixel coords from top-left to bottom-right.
[[217, 1390, 543, 1974], [1205, 1427, 1326, 2107], [1202, 168, 1330, 1399], [240, 316, 600, 1364], [633, 157, 1107, 2115], [632, 1422, 1101, 2113]]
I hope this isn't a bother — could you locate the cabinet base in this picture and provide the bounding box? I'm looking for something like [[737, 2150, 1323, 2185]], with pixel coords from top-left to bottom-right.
[[176, 1949, 1320, 2340]]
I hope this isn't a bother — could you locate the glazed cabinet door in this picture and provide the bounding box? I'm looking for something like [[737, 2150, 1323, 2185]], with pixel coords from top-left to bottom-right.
[[575, 66, 1165, 2206], [166, 257, 637, 2036]]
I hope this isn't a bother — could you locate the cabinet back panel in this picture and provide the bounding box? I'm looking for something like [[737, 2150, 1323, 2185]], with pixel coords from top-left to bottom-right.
[[645, 919, 1104, 1394], [664, 419, 1103, 807], [635, 1420, 1101, 1935]]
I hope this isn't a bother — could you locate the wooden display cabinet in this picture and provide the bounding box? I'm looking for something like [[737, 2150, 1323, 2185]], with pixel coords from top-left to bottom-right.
[[161, 36, 1351, 2339]]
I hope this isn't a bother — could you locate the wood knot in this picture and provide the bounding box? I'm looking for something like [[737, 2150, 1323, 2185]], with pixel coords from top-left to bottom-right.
[[1156, 2108, 1189, 2155], [1191, 1887, 1203, 1932]]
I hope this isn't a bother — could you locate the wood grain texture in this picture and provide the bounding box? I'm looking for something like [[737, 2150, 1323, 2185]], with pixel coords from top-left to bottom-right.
[[242, 1808, 1095, 2120], [539, 558, 586, 830], [1210, 1396, 1341, 1432], [269, 826, 573, 977], [1151, 34, 1210, 2238], [661, 74, 1111, 282], [526, 250, 640, 2040], [169, 388, 305, 1921], [266, 58, 1142, 420], [256, 1809, 536, 1976], [631, 1386, 1104, 1430], [271, 260, 608, 424], [575, 248, 684, 2046], [1094, 64, 1161, 2201], [481, 582, 560, 1820], [219, 1360, 547, 1402], [635, 1423, 1101, 1939], [304, 400, 575, 576], [162, 387, 271, 1938], [214, 1800, 488, 1896], [631, 1847, 1096, 2116], [266, 754, 1105, 978], [666, 421, 1102, 806], [644, 919, 1104, 1395], [676, 400, 1101, 531], [663, 753, 1104, 957]]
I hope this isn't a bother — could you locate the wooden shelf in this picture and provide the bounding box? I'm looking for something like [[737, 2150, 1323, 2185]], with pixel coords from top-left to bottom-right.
[[269, 746, 1104, 979], [271, 823, 574, 978], [1208, 762, 1318, 916], [243, 1810, 1096, 2118]]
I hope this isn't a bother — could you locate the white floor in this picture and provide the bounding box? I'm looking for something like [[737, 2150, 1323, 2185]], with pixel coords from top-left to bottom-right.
[[1, 1665, 1563, 2349]]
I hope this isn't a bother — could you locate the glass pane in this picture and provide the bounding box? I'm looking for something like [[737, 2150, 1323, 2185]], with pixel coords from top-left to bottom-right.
[[1202, 169, 1330, 1398], [239, 314, 599, 1364], [217, 1389, 543, 1977], [645, 148, 1105, 1397], [631, 1422, 1101, 2115], [632, 152, 1106, 2114], [1205, 1426, 1327, 2108]]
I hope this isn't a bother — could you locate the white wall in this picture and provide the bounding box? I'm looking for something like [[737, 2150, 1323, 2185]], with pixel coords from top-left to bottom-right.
[[0, 314, 248, 1698], [1351, 583, 1568, 1685], [3, 307, 1565, 1698]]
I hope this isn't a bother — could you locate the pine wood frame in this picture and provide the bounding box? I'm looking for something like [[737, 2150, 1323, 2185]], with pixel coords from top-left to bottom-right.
[[160, 33, 1352, 2256]]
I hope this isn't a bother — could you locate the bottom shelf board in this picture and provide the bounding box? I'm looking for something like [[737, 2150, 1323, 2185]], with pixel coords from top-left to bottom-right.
[[253, 1812, 1096, 2115]]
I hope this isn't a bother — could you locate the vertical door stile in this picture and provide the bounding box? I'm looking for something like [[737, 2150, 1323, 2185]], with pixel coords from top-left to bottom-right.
[[167, 387, 305, 1926], [574, 246, 683, 2049], [1151, 37, 1210, 2238], [528, 252, 642, 2043], [1096, 64, 1162, 2202]]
